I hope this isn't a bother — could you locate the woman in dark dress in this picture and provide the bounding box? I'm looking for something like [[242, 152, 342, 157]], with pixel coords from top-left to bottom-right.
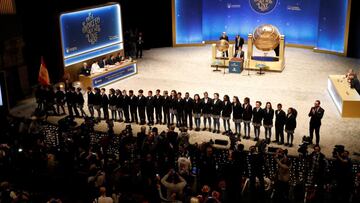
[[263, 102, 274, 143], [242, 97, 252, 139], [232, 96, 243, 137], [285, 107, 297, 147], [212, 93, 223, 134], [193, 94, 203, 131], [115, 89, 124, 122], [222, 95, 232, 134], [252, 101, 264, 141], [201, 92, 212, 132], [109, 88, 117, 120]]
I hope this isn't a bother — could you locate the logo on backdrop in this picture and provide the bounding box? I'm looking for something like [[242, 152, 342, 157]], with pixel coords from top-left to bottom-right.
[[249, 0, 278, 14], [82, 13, 101, 44]]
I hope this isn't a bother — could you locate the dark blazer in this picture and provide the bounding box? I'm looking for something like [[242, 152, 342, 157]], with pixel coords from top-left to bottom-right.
[[154, 95, 163, 109], [65, 91, 76, 105], [308, 107, 324, 127], [285, 113, 297, 131], [98, 60, 106, 68], [137, 95, 147, 108], [201, 97, 213, 114], [101, 94, 109, 107], [252, 107, 264, 124], [76, 92, 84, 106], [263, 109, 274, 125], [212, 99, 223, 116], [87, 91, 95, 105], [146, 96, 155, 109], [275, 109, 286, 126], [222, 101, 232, 117], [93, 92, 102, 106], [193, 100, 203, 114], [184, 97, 194, 113], [128, 95, 137, 110], [108, 94, 117, 106], [175, 98, 184, 113], [242, 103, 253, 121], [116, 95, 124, 109], [232, 102, 243, 120], [235, 37, 244, 49], [162, 96, 171, 111]]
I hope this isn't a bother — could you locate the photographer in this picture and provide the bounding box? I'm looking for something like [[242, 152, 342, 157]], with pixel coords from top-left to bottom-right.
[[273, 148, 291, 203], [161, 169, 187, 200], [334, 150, 353, 203]]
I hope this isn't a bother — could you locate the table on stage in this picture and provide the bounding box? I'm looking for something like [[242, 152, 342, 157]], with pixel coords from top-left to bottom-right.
[[327, 75, 360, 118], [79, 61, 137, 88]]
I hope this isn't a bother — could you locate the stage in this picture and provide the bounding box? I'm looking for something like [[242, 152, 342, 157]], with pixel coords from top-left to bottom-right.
[[10, 45, 360, 159]]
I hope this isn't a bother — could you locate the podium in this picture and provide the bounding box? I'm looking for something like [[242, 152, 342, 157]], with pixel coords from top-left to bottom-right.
[[228, 59, 243, 74]]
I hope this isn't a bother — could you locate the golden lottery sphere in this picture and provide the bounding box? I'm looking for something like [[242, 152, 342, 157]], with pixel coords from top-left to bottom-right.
[[253, 24, 281, 51], [216, 39, 229, 52]]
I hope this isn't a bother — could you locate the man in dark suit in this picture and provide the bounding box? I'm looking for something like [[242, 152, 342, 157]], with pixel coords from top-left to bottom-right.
[[234, 34, 244, 51], [128, 90, 138, 123], [175, 92, 184, 127], [219, 32, 229, 57], [146, 90, 155, 125], [154, 89, 163, 124], [183, 92, 194, 130], [308, 100, 325, 145], [137, 89, 147, 125]]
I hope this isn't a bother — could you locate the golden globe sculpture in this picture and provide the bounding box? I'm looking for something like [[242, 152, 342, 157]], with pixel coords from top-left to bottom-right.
[[253, 24, 281, 51], [216, 39, 230, 52]]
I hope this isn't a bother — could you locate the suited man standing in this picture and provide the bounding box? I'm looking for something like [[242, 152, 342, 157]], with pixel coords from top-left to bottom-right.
[[183, 92, 194, 130], [234, 34, 244, 51], [137, 89, 147, 125], [146, 90, 155, 125], [308, 100, 325, 145], [275, 103, 286, 145]]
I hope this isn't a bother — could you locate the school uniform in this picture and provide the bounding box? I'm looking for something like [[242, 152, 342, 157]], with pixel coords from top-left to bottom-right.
[[146, 96, 155, 125], [275, 109, 286, 143], [175, 98, 184, 127], [66, 90, 79, 117], [252, 107, 264, 140], [116, 94, 124, 121], [55, 90, 66, 115], [101, 93, 109, 120], [222, 100, 232, 133], [285, 113, 297, 146], [201, 97, 213, 130], [193, 100, 203, 130], [76, 91, 86, 117], [232, 102, 243, 135], [129, 95, 138, 123], [122, 94, 130, 122], [169, 96, 177, 124], [162, 95, 171, 125], [263, 108, 274, 142], [154, 95, 164, 124], [212, 99, 223, 133], [184, 97, 194, 129], [137, 95, 147, 125], [93, 92, 102, 119], [242, 103, 252, 139], [87, 91, 95, 117], [109, 94, 117, 120]]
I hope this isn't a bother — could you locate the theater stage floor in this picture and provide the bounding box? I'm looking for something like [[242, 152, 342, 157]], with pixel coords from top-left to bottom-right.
[[11, 45, 360, 159]]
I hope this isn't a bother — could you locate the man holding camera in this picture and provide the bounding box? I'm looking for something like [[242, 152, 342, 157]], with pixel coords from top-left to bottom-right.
[[273, 148, 291, 203], [308, 100, 324, 145]]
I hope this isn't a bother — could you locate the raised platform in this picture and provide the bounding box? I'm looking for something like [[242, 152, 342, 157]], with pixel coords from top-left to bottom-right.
[[328, 75, 360, 118]]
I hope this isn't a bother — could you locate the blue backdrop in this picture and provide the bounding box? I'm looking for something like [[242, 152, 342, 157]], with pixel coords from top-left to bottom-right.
[[175, 0, 349, 53], [60, 3, 123, 66]]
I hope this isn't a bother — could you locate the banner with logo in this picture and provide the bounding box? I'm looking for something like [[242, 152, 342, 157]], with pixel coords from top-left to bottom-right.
[[60, 3, 123, 66]]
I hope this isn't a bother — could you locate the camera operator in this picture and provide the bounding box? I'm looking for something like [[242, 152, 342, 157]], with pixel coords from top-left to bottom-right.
[[333, 150, 353, 203], [273, 148, 291, 203]]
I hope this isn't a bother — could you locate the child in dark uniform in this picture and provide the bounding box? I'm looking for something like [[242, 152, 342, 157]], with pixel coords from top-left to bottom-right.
[[115, 89, 123, 122], [201, 92, 212, 132], [75, 87, 86, 117], [285, 107, 297, 147], [263, 102, 274, 143], [109, 88, 117, 120], [169, 90, 177, 125], [212, 93, 223, 134], [222, 95, 232, 134], [55, 86, 66, 115], [193, 94, 202, 131], [252, 101, 264, 141], [232, 96, 243, 138], [242, 97, 252, 139]]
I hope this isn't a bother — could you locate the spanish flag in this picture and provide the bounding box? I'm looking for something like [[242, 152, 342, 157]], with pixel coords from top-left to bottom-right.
[[38, 56, 50, 85]]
